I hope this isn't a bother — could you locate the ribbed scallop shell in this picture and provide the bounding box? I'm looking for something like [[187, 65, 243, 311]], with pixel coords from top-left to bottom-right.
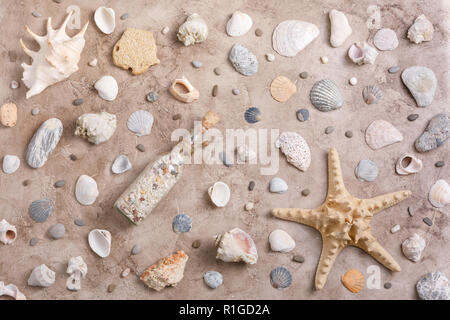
[[111, 155, 132, 174], [362, 85, 383, 105], [341, 269, 365, 293], [270, 266, 292, 289], [310, 79, 343, 112], [244, 107, 261, 123], [373, 28, 398, 51], [428, 179, 450, 208], [354, 159, 378, 182], [29, 198, 54, 223], [272, 20, 320, 57], [365, 120, 403, 150], [172, 214, 192, 233], [270, 76, 297, 102], [127, 110, 154, 136]]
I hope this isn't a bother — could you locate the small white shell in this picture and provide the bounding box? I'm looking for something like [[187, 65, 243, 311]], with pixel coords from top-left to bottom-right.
[[127, 110, 154, 136], [354, 159, 379, 182], [169, 76, 199, 103], [348, 42, 378, 65], [395, 153, 423, 175], [88, 229, 111, 258], [94, 7, 115, 35], [0, 219, 17, 245], [428, 179, 450, 208], [373, 28, 398, 51], [402, 233, 426, 262], [272, 20, 320, 57], [28, 264, 55, 287], [208, 181, 231, 207], [94, 75, 118, 101], [275, 132, 311, 172], [2, 155, 20, 174], [75, 175, 99, 206], [365, 120, 403, 150], [112, 155, 132, 174], [269, 229, 295, 253], [236, 145, 256, 163], [226, 11, 253, 37]]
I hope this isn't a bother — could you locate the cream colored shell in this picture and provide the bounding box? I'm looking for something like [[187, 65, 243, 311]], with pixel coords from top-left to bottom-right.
[[365, 120, 403, 150], [270, 76, 297, 102]]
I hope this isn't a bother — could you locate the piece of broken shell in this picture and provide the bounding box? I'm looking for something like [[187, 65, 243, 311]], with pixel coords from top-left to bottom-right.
[[94, 75, 118, 101], [348, 42, 378, 65], [66, 256, 87, 291], [127, 110, 154, 136], [74, 112, 117, 145], [402, 233, 426, 262], [177, 13, 208, 46], [94, 7, 115, 34], [28, 264, 55, 287], [365, 120, 403, 150], [111, 155, 132, 174], [428, 179, 450, 208], [270, 76, 297, 102], [395, 153, 423, 175], [215, 228, 258, 264], [208, 181, 231, 207], [407, 14, 434, 44], [0, 219, 17, 245], [0, 282, 26, 300], [75, 175, 99, 205], [88, 229, 111, 258], [169, 77, 199, 103]]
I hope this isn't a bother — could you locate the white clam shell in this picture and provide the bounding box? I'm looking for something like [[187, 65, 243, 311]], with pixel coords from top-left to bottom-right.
[[215, 228, 258, 264], [348, 42, 378, 65], [395, 153, 423, 175], [275, 132, 311, 171], [94, 75, 118, 101], [88, 229, 111, 258], [112, 155, 132, 174], [2, 155, 20, 174], [269, 229, 295, 253], [0, 219, 17, 245], [402, 233, 426, 262], [329, 9, 352, 47], [208, 181, 230, 207], [373, 28, 398, 51], [428, 179, 450, 208], [226, 11, 253, 37], [75, 175, 99, 206], [272, 20, 320, 57], [94, 7, 115, 34], [365, 120, 403, 150], [66, 256, 87, 291], [28, 264, 55, 287], [127, 110, 154, 136]]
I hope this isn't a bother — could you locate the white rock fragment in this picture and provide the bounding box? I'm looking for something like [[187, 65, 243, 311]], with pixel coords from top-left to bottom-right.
[[266, 53, 275, 62], [408, 14, 434, 44], [320, 56, 329, 64], [391, 224, 401, 234], [2, 155, 20, 174], [10, 80, 19, 89], [269, 229, 295, 253], [161, 26, 170, 35], [329, 9, 352, 47], [349, 77, 358, 86], [74, 112, 117, 145], [88, 58, 98, 67], [402, 233, 426, 262]]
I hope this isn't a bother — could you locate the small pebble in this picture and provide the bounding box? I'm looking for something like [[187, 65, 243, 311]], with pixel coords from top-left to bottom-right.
[[349, 77, 358, 86], [265, 53, 275, 62], [390, 224, 401, 233], [301, 189, 310, 197], [88, 58, 97, 67], [69, 154, 77, 161], [219, 152, 232, 167], [408, 206, 414, 217], [32, 11, 41, 17], [293, 255, 305, 263], [120, 13, 129, 20], [384, 282, 392, 289], [296, 109, 309, 122], [30, 237, 39, 246], [191, 60, 202, 68], [213, 67, 222, 75], [204, 271, 223, 289], [8, 51, 17, 63], [161, 26, 170, 35], [54, 180, 65, 188], [212, 85, 218, 97], [192, 239, 201, 249], [320, 56, 329, 64], [10, 80, 19, 89], [435, 161, 445, 168], [172, 113, 182, 121], [22, 180, 31, 186], [345, 131, 353, 138], [74, 219, 85, 227], [423, 217, 433, 227], [131, 244, 141, 255], [325, 126, 335, 134], [146, 91, 158, 103], [232, 88, 240, 95], [248, 181, 255, 191], [53, 0, 64, 3], [121, 268, 130, 278], [245, 202, 254, 211], [407, 114, 419, 121], [255, 28, 263, 37], [136, 144, 145, 152], [49, 223, 65, 239], [299, 72, 308, 79], [73, 98, 83, 106], [388, 66, 401, 73], [31, 108, 40, 116], [107, 284, 116, 293]]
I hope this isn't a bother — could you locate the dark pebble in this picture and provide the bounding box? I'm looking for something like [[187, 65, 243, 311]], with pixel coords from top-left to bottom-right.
[[301, 189, 310, 196], [107, 284, 116, 293], [293, 255, 305, 263], [30, 237, 39, 246], [55, 180, 65, 188], [120, 13, 129, 20], [248, 181, 255, 191], [384, 282, 392, 289], [435, 161, 445, 167], [408, 206, 414, 217], [255, 28, 263, 37], [423, 217, 433, 226], [74, 219, 85, 227], [299, 72, 308, 79], [212, 85, 218, 97], [296, 109, 309, 122], [325, 126, 335, 134], [172, 113, 182, 121], [69, 154, 77, 161], [131, 245, 141, 255], [146, 91, 158, 103], [388, 66, 401, 73], [53, 0, 64, 3], [407, 114, 419, 121], [136, 144, 145, 152], [213, 67, 222, 75], [32, 11, 41, 17], [192, 240, 201, 248], [73, 98, 84, 106], [219, 152, 232, 167], [8, 51, 17, 62], [22, 180, 31, 186], [345, 131, 353, 138]]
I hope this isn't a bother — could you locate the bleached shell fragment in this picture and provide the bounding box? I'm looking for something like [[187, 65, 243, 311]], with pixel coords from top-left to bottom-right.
[[269, 229, 295, 253], [169, 76, 199, 103], [402, 233, 426, 262], [408, 15, 434, 44], [272, 20, 320, 57], [74, 112, 117, 145], [177, 13, 208, 46], [88, 229, 111, 258], [270, 266, 292, 289], [229, 44, 258, 76], [362, 85, 383, 105], [215, 228, 258, 264], [391, 224, 401, 233], [26, 118, 63, 168], [94, 75, 118, 101], [395, 153, 423, 175], [226, 11, 252, 37], [127, 110, 154, 136], [373, 28, 398, 51], [0, 103, 17, 127], [208, 181, 230, 207], [348, 42, 378, 65], [0, 219, 17, 245], [310, 79, 343, 112], [416, 272, 450, 300], [366, 5, 381, 30], [270, 76, 296, 102], [428, 179, 450, 208], [112, 155, 132, 174], [354, 159, 378, 182], [2, 155, 20, 174], [29, 198, 54, 222], [75, 175, 99, 206], [94, 7, 115, 34], [275, 131, 311, 171], [236, 145, 256, 163], [401, 66, 437, 107], [66, 256, 87, 291], [0, 282, 26, 300], [365, 120, 403, 150], [329, 9, 352, 47], [28, 264, 55, 287]]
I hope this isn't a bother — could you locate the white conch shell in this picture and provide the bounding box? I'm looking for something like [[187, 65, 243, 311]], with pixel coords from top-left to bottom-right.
[[177, 13, 208, 46], [88, 229, 111, 258], [66, 256, 87, 291], [365, 120, 403, 150], [329, 9, 352, 47], [275, 131, 311, 172], [0, 219, 17, 245], [0, 282, 26, 300], [348, 42, 378, 65], [428, 179, 450, 208], [2, 155, 20, 174], [94, 7, 115, 35], [215, 228, 258, 264], [395, 153, 423, 175], [208, 181, 231, 207], [402, 233, 426, 262], [226, 11, 253, 37], [94, 75, 118, 101], [75, 175, 99, 205], [20, 11, 89, 99], [169, 77, 199, 103], [272, 20, 320, 57], [28, 264, 56, 287]]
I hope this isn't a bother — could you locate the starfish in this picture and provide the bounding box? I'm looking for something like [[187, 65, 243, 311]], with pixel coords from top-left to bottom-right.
[[272, 148, 411, 290]]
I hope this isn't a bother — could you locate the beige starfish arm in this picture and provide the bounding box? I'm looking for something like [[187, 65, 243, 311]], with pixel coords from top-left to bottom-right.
[[271, 208, 320, 228], [326, 148, 348, 196], [363, 190, 412, 215], [315, 237, 344, 290], [356, 235, 401, 272]]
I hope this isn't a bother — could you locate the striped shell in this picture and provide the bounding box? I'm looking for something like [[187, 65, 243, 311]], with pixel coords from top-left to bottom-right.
[[373, 28, 398, 51], [270, 76, 296, 102], [270, 266, 292, 289], [354, 159, 378, 182], [127, 110, 154, 136], [365, 120, 403, 150], [310, 79, 343, 112], [244, 107, 261, 123], [29, 198, 54, 223], [26, 118, 63, 168], [362, 85, 383, 105], [341, 269, 365, 293], [428, 179, 450, 208], [172, 214, 192, 233]]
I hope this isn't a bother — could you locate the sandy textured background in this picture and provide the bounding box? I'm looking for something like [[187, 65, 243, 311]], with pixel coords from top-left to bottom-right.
[[0, 0, 449, 300]]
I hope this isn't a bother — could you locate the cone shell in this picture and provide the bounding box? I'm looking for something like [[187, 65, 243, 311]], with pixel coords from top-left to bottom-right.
[[29, 198, 54, 223], [310, 79, 343, 112], [428, 179, 450, 208], [270, 76, 296, 102], [272, 20, 320, 57], [365, 120, 403, 150], [270, 266, 292, 289], [362, 85, 383, 105], [341, 269, 365, 293], [127, 110, 154, 136], [244, 107, 261, 123], [395, 153, 423, 175]]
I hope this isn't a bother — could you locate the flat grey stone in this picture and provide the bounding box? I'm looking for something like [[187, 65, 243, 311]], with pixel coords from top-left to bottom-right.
[[401, 66, 437, 107], [49, 223, 65, 239], [131, 244, 141, 255], [415, 113, 449, 152]]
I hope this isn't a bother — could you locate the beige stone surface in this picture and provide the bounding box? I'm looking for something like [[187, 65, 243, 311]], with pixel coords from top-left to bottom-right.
[[0, 0, 449, 300]]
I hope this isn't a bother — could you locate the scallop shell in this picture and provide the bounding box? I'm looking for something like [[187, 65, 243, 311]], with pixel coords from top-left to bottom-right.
[[208, 181, 230, 207], [94, 7, 115, 34], [28, 264, 55, 287], [428, 179, 450, 208], [0, 219, 17, 245], [172, 214, 192, 233], [341, 269, 365, 293], [365, 120, 403, 150], [169, 76, 199, 103], [270, 266, 292, 289], [75, 175, 99, 206], [395, 153, 423, 175], [2, 155, 20, 174], [275, 131, 311, 172], [26, 118, 63, 168], [177, 13, 208, 46], [270, 76, 297, 102], [94, 75, 118, 101], [88, 229, 111, 258], [29, 198, 54, 223], [402, 233, 426, 262], [215, 228, 258, 264], [354, 159, 379, 182], [373, 28, 398, 51], [127, 110, 154, 136], [244, 107, 261, 123], [362, 85, 383, 105], [272, 20, 320, 57], [348, 42, 378, 65], [226, 11, 253, 37], [111, 155, 132, 174], [310, 79, 343, 112]]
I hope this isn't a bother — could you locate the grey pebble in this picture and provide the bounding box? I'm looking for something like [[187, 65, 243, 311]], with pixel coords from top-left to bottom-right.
[[136, 144, 145, 152], [31, 108, 40, 116], [73, 98, 84, 106], [74, 219, 85, 227], [408, 206, 414, 217], [345, 131, 353, 138], [296, 109, 309, 122], [213, 67, 222, 75], [30, 237, 39, 246], [54, 180, 65, 188], [22, 180, 31, 186], [219, 152, 232, 167], [407, 114, 419, 121], [32, 11, 41, 17], [172, 113, 182, 121], [191, 60, 203, 68], [248, 181, 255, 191], [299, 72, 309, 79], [232, 88, 240, 95], [388, 66, 401, 73], [146, 91, 158, 103], [301, 189, 310, 196], [49, 223, 65, 239], [293, 255, 305, 263], [325, 126, 335, 134], [120, 13, 129, 20], [192, 239, 201, 248], [131, 244, 141, 255], [212, 85, 218, 97], [435, 161, 445, 167], [204, 271, 223, 289], [69, 154, 78, 161], [423, 217, 433, 226], [384, 282, 392, 289]]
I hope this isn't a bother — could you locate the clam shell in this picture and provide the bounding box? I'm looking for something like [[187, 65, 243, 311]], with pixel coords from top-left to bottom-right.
[[88, 229, 111, 258], [428, 179, 450, 208], [310, 79, 343, 112], [244, 107, 261, 123], [2, 155, 20, 174], [75, 175, 99, 206], [215, 228, 258, 264], [208, 181, 230, 207], [94, 75, 118, 101], [270, 266, 292, 289], [226, 11, 252, 37], [172, 214, 192, 233], [354, 159, 379, 182], [341, 269, 365, 293], [373, 28, 398, 51], [416, 272, 450, 300], [362, 85, 383, 105], [127, 110, 154, 136], [29, 198, 54, 223], [275, 131, 311, 171], [94, 7, 115, 34], [270, 76, 297, 102], [269, 177, 288, 193], [272, 20, 320, 57], [395, 153, 423, 175], [229, 44, 258, 76], [365, 120, 403, 150], [0, 219, 17, 245], [111, 155, 132, 174], [402, 233, 426, 262], [28, 264, 55, 287], [269, 229, 295, 253], [348, 42, 378, 65]]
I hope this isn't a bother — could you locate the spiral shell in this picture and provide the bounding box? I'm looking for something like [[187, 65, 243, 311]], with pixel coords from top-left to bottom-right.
[[270, 76, 296, 102], [310, 79, 343, 112], [362, 85, 383, 105], [270, 266, 292, 289], [341, 269, 365, 293], [29, 198, 54, 223], [395, 153, 423, 175], [127, 110, 154, 136]]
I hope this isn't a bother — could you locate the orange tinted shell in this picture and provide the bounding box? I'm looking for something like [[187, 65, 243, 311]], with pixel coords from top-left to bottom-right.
[[270, 76, 296, 102], [341, 269, 365, 293]]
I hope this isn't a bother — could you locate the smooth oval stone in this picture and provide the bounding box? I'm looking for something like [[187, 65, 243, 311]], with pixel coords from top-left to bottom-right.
[[296, 109, 309, 122], [255, 28, 263, 36], [131, 244, 141, 255], [26, 118, 63, 168], [388, 66, 400, 73], [415, 113, 449, 152], [172, 113, 182, 120], [325, 126, 335, 134], [107, 284, 116, 292], [293, 255, 305, 263], [435, 161, 445, 167], [120, 13, 129, 20], [73, 98, 84, 106], [299, 72, 308, 79], [136, 144, 145, 152], [49, 223, 65, 239], [192, 239, 201, 248], [55, 180, 65, 188], [408, 114, 419, 121], [301, 189, 310, 196], [213, 67, 222, 75], [31, 108, 40, 116], [212, 85, 218, 97], [191, 60, 203, 68], [401, 66, 437, 107], [248, 180, 255, 191], [69, 154, 77, 161], [345, 131, 353, 138], [232, 88, 240, 95], [30, 237, 39, 246], [229, 44, 258, 76], [204, 271, 223, 289], [423, 217, 433, 226], [269, 177, 288, 193], [32, 11, 41, 17], [74, 219, 85, 226], [384, 282, 392, 289], [146, 91, 158, 103], [408, 206, 415, 217]]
